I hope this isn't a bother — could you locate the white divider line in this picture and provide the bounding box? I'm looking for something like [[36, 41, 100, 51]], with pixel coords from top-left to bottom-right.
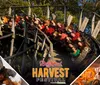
[[70, 55, 100, 85]]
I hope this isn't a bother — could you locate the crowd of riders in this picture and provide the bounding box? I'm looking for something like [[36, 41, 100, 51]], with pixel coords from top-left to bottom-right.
[[0, 15, 87, 59]]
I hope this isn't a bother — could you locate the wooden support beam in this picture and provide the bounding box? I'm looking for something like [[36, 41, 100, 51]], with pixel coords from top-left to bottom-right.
[[0, 25, 2, 36], [0, 33, 12, 39], [41, 38, 46, 51], [34, 43, 40, 58], [34, 39, 40, 67], [8, 7, 12, 16], [28, 7, 31, 16], [91, 14, 95, 34], [79, 11, 83, 29], [47, 6, 50, 19], [10, 16, 15, 56], [4, 45, 34, 60], [9, 16, 15, 64], [0, 5, 68, 9], [64, 6, 67, 23], [43, 48, 48, 60], [0, 17, 3, 36], [28, 0, 31, 16], [34, 30, 38, 43]]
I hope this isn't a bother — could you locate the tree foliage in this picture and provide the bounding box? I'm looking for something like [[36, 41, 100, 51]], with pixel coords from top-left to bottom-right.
[[0, 0, 99, 40]]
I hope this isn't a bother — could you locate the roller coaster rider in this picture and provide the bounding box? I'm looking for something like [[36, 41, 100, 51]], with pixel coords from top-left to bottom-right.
[[32, 16, 84, 58], [0, 16, 13, 57], [0, 15, 92, 62]]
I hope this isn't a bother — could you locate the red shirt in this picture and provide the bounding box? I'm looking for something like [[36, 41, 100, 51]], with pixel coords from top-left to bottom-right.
[[72, 32, 80, 41], [15, 16, 20, 24], [41, 25, 46, 30], [45, 27, 55, 35], [58, 25, 65, 33], [60, 33, 68, 40]]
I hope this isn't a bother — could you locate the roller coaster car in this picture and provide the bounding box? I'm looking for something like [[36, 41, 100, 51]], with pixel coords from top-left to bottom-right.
[[63, 32, 100, 83], [52, 31, 99, 66], [0, 27, 99, 85], [0, 29, 99, 69], [71, 32, 100, 72]]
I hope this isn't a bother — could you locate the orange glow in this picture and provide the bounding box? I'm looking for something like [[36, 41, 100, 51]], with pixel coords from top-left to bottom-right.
[[75, 67, 96, 85], [82, 68, 96, 81], [2, 16, 9, 23], [74, 79, 84, 85]]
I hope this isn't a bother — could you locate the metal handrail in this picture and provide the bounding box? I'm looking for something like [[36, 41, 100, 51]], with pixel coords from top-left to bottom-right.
[[35, 26, 54, 56], [25, 20, 54, 57], [15, 22, 54, 57], [0, 33, 12, 39], [0, 5, 67, 9]]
